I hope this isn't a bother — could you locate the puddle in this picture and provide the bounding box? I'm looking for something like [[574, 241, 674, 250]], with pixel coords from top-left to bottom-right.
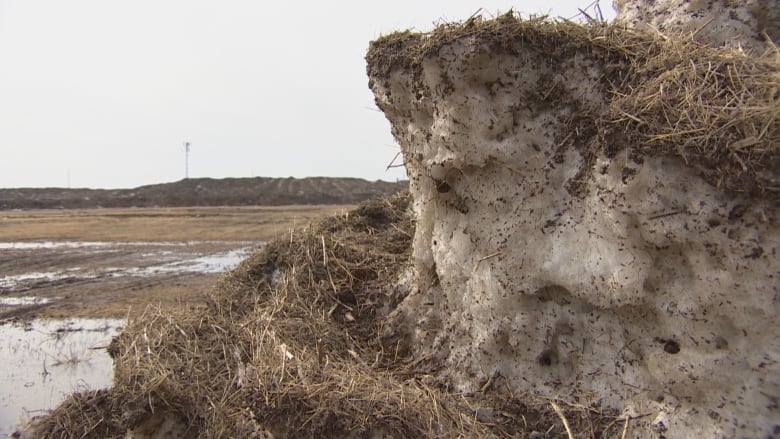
[[0, 240, 251, 250], [0, 242, 111, 250], [0, 297, 53, 306], [116, 247, 255, 276], [0, 273, 63, 289], [0, 318, 123, 437], [0, 241, 182, 250]]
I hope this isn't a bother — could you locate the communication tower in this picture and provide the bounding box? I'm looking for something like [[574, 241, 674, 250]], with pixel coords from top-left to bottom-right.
[[184, 141, 191, 179]]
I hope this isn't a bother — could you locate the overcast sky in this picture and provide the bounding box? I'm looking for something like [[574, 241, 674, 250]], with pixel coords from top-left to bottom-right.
[[0, 1, 615, 189]]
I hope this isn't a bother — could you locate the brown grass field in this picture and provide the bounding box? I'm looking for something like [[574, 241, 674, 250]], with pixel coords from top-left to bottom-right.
[[0, 205, 351, 319], [0, 205, 352, 242]]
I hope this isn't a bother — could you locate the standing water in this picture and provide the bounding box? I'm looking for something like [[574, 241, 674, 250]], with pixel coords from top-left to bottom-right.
[[0, 319, 123, 437]]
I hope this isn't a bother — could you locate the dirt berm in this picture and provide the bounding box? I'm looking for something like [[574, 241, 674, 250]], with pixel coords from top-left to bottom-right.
[[0, 177, 406, 210]]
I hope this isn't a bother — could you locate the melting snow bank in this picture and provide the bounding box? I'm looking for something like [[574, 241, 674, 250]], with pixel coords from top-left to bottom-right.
[[0, 319, 123, 437], [367, 6, 779, 439]]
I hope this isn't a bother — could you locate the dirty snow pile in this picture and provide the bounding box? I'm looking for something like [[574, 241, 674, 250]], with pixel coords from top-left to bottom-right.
[[367, 1, 779, 437]]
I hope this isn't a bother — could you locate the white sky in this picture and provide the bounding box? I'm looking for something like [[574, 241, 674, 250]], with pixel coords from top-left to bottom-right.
[[0, 1, 615, 189]]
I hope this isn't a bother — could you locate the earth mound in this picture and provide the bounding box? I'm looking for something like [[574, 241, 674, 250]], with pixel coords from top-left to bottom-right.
[[0, 177, 407, 210]]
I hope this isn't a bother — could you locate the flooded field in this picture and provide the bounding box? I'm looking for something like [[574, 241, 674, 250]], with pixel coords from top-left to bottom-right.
[[0, 318, 123, 437], [0, 205, 350, 436], [0, 240, 255, 436], [0, 240, 255, 282], [0, 240, 260, 321]]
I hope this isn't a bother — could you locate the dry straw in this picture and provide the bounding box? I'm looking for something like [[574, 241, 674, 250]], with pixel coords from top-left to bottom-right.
[[609, 29, 779, 196]]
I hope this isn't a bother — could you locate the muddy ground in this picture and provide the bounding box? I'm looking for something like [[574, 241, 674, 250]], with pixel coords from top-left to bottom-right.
[[0, 240, 250, 320], [0, 206, 350, 321]]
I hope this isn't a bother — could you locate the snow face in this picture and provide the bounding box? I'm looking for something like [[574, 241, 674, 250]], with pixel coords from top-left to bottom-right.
[[614, 0, 780, 53], [369, 19, 779, 439]]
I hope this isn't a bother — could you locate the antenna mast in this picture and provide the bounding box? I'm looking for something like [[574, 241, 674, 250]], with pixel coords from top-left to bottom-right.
[[184, 141, 191, 179]]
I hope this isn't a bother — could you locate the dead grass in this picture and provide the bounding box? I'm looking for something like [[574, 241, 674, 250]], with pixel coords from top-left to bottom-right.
[[23, 191, 619, 438], [607, 28, 779, 196], [0, 205, 351, 242]]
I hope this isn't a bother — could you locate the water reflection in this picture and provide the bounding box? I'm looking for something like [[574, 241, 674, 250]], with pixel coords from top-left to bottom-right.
[[0, 318, 123, 436]]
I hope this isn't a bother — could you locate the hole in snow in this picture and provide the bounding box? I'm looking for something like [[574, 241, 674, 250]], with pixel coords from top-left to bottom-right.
[[537, 348, 557, 366], [663, 340, 681, 354]]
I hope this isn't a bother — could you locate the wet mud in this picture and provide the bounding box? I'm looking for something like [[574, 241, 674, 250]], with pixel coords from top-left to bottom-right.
[[0, 240, 259, 321]]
